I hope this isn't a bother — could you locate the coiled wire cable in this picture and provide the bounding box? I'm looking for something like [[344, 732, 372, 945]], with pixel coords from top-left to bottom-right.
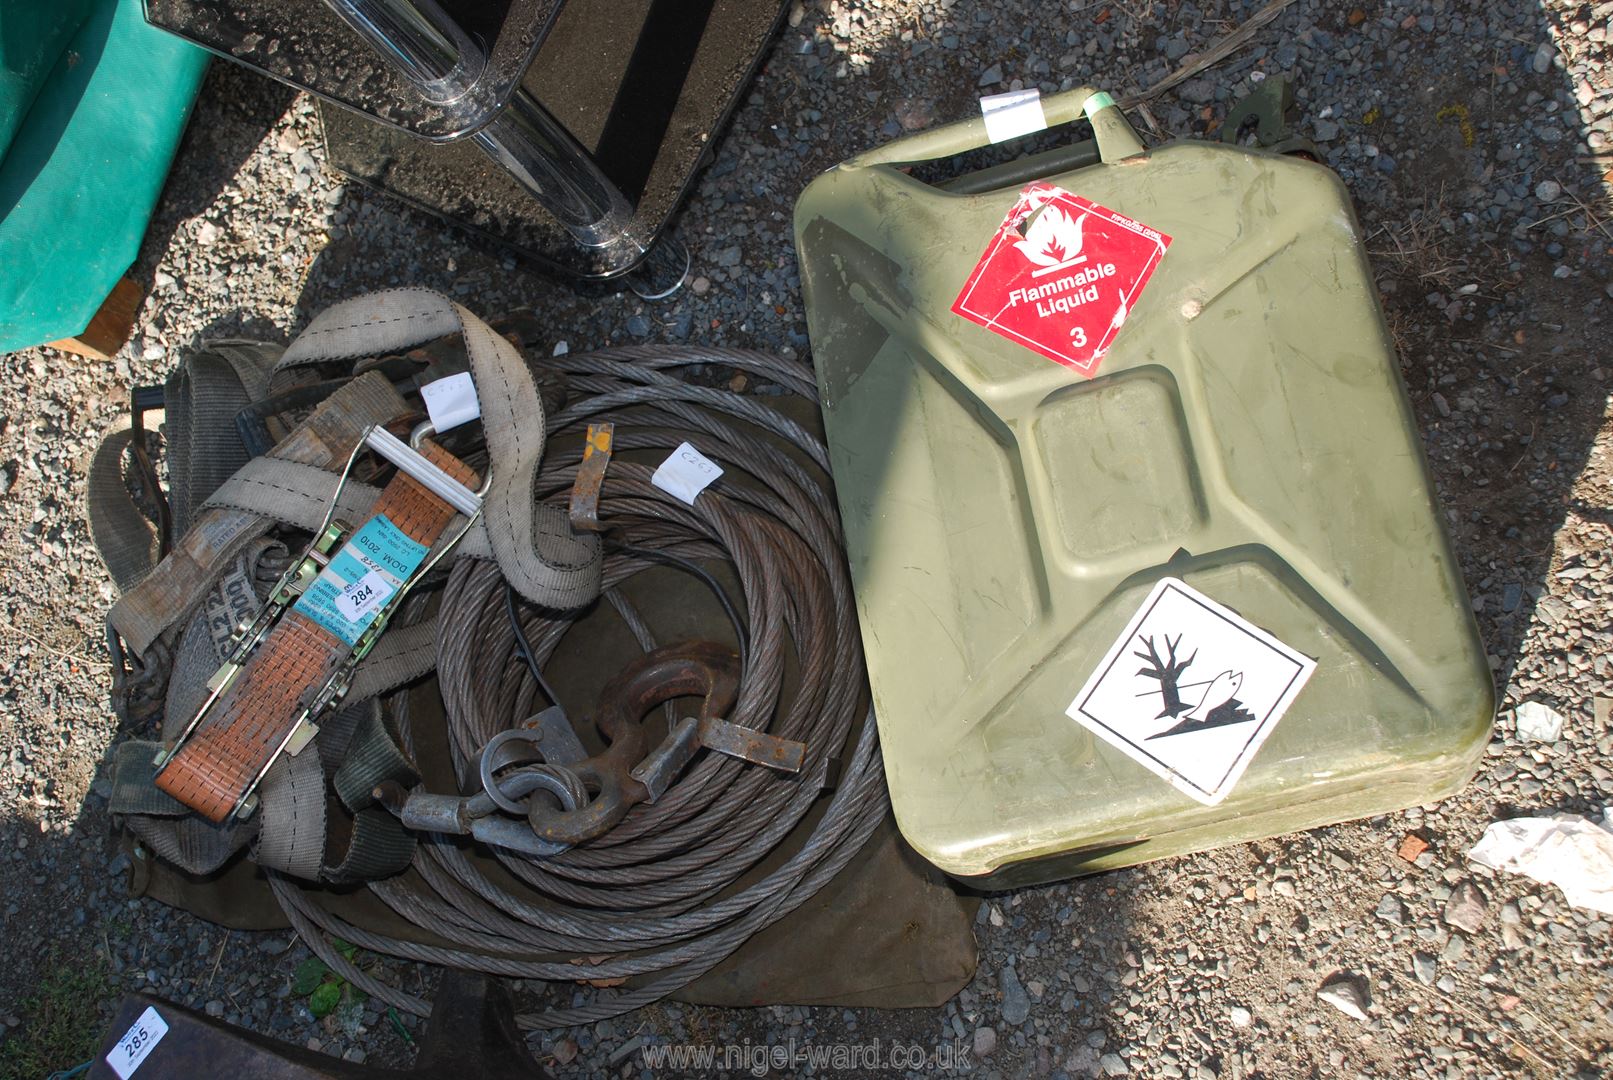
[[270, 345, 886, 1029]]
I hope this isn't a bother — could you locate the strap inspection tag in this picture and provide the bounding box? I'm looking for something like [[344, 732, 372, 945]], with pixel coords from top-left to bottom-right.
[[293, 513, 428, 646]]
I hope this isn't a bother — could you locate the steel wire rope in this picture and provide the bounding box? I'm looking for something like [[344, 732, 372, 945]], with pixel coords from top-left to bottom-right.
[[271, 346, 886, 1029]]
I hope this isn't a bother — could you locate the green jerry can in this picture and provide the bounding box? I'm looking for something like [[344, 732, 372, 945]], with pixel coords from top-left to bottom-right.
[[794, 87, 1494, 889]]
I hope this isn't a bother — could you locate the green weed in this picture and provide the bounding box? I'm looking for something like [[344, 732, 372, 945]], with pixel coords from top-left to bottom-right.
[[0, 952, 115, 1080]]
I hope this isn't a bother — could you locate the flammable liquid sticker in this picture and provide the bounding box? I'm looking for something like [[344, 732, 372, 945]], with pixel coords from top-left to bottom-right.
[[951, 182, 1172, 377], [291, 513, 428, 647]]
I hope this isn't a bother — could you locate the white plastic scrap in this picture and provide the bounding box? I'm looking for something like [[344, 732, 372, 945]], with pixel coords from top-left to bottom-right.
[[1468, 812, 1613, 915], [1513, 701, 1565, 743]]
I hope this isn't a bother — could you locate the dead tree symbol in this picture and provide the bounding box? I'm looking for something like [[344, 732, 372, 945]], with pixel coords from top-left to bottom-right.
[[1134, 634, 1197, 719]]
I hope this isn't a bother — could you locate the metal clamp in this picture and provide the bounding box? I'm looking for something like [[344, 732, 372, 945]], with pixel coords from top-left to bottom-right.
[[523, 640, 806, 847]]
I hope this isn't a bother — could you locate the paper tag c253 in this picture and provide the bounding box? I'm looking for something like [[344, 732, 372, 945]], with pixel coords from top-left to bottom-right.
[[651, 442, 723, 505], [107, 1005, 168, 1079], [420, 371, 481, 433]]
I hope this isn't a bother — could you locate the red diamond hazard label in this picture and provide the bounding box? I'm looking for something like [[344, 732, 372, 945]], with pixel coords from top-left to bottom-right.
[[951, 182, 1172, 377]]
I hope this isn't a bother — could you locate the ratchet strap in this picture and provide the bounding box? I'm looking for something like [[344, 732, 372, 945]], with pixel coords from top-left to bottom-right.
[[155, 437, 478, 823], [94, 289, 606, 883]]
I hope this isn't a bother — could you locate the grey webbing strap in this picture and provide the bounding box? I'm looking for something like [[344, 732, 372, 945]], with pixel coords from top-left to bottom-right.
[[321, 709, 421, 883], [113, 739, 259, 874], [334, 709, 418, 813], [200, 458, 496, 562], [271, 288, 602, 611], [166, 350, 245, 535], [110, 741, 189, 817], [107, 371, 408, 659], [84, 340, 279, 597], [87, 430, 161, 592], [254, 749, 328, 882], [323, 811, 417, 885], [257, 707, 422, 883]]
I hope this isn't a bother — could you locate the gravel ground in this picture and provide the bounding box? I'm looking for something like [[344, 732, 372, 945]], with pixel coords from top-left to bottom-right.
[[3, 0, 1612, 1077]]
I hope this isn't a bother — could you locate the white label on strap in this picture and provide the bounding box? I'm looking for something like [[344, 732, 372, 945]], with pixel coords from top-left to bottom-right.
[[420, 371, 481, 433], [340, 568, 395, 622], [652, 442, 723, 505], [980, 88, 1048, 144], [107, 1006, 168, 1079]]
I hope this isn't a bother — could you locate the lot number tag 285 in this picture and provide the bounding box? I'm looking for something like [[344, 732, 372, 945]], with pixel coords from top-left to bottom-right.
[[107, 1006, 169, 1079]]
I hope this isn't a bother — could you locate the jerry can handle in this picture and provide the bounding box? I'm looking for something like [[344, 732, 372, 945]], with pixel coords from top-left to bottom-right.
[[844, 86, 1145, 171]]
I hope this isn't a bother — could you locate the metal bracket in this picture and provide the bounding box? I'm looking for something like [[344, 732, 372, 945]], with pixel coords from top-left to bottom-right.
[[1220, 75, 1318, 159], [567, 422, 614, 532]]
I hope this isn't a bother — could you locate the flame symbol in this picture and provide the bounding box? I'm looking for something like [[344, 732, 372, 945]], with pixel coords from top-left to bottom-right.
[[1014, 205, 1087, 269]]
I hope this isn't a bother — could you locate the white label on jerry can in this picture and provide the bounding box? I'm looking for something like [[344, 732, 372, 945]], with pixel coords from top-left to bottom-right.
[[1065, 578, 1316, 805]]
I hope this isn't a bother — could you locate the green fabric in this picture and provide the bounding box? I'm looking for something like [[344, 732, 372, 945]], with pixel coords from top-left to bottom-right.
[[0, 0, 207, 353], [0, 0, 98, 156]]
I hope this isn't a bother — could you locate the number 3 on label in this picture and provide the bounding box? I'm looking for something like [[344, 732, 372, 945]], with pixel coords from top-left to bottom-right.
[[1069, 326, 1088, 347]]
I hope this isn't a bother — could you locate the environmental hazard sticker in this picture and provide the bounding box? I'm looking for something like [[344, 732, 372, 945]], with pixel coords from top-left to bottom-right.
[[1065, 578, 1317, 805], [951, 182, 1171, 377]]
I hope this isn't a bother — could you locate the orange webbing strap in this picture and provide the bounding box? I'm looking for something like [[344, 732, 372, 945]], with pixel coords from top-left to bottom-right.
[[156, 442, 478, 822]]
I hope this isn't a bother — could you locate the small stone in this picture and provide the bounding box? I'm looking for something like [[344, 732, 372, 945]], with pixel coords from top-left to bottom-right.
[[978, 63, 1004, 87], [1316, 972, 1371, 1021], [974, 1026, 998, 1059], [1534, 180, 1562, 202], [1178, 78, 1215, 105], [1412, 953, 1436, 985], [552, 1037, 579, 1066], [205, 999, 225, 1018], [1375, 894, 1405, 925], [626, 315, 652, 338], [195, 221, 219, 245], [714, 245, 742, 268], [342, 1048, 366, 1064], [609, 1036, 647, 1066], [1100, 1051, 1129, 1076], [1229, 1006, 1252, 1028], [999, 966, 1031, 1026], [1066, 1047, 1102, 1074], [552, 341, 569, 356], [1313, 119, 1340, 141], [1397, 834, 1429, 862], [690, 275, 711, 296], [1443, 881, 1487, 933], [1531, 42, 1555, 74], [1433, 392, 1452, 418]]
